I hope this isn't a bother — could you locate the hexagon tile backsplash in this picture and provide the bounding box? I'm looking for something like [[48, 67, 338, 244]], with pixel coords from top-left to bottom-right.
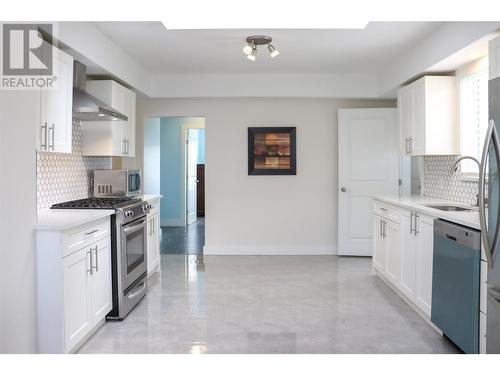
[[37, 119, 111, 209], [422, 155, 480, 206]]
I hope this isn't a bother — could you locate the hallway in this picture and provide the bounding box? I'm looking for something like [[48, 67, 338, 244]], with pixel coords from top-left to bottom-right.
[[161, 218, 205, 254]]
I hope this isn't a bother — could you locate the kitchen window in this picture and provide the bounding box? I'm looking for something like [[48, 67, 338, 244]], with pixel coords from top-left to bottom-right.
[[459, 69, 488, 177]]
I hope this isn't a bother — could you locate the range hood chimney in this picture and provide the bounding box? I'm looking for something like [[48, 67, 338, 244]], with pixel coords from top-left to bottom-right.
[[72, 61, 128, 122]]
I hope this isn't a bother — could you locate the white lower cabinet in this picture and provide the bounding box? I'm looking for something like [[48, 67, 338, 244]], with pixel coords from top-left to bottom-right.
[[414, 214, 434, 316], [146, 197, 161, 276], [372, 211, 401, 286], [385, 220, 402, 285], [62, 246, 93, 351], [399, 211, 417, 300], [372, 215, 387, 273], [36, 217, 113, 353], [373, 200, 435, 318]]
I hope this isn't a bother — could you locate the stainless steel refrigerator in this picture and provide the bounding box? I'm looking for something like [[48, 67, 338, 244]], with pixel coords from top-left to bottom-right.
[[480, 75, 500, 353]]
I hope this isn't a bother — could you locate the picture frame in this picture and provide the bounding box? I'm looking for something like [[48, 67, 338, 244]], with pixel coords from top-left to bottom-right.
[[248, 127, 296, 175]]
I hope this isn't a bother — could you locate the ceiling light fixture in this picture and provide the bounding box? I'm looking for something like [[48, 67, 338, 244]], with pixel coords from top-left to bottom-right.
[[244, 35, 279, 62]]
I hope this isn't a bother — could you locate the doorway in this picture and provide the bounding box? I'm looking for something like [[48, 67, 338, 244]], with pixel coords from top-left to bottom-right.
[[143, 117, 206, 254]]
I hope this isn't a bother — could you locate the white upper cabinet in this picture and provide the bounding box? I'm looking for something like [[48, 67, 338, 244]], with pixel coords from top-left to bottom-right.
[[38, 48, 73, 153], [81, 80, 136, 157], [490, 35, 500, 80], [398, 76, 459, 156]]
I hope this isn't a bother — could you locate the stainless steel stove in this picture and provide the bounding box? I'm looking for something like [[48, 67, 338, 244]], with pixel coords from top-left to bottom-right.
[[51, 196, 152, 320]]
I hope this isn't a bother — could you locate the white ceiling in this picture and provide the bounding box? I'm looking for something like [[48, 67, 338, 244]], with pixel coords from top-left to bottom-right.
[[93, 21, 444, 75]]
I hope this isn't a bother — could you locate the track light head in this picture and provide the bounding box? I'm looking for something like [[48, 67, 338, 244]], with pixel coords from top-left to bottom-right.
[[247, 46, 257, 61], [243, 43, 253, 55], [268, 44, 279, 58]]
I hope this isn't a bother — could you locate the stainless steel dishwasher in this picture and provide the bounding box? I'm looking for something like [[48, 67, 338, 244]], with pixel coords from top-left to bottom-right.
[[431, 219, 481, 354]]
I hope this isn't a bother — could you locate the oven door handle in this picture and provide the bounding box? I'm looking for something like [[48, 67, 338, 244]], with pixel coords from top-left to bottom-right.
[[123, 220, 146, 234], [127, 281, 147, 300]]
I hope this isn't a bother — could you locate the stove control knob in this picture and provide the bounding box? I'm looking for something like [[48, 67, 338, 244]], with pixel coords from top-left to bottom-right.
[[125, 210, 134, 217]]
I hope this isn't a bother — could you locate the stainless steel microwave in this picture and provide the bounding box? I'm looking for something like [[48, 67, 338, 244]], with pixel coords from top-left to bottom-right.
[[93, 169, 141, 197]]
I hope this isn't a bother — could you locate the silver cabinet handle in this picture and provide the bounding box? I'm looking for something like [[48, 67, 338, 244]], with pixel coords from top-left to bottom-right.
[[122, 138, 127, 154], [405, 137, 409, 154], [408, 137, 413, 154], [48, 124, 55, 150], [88, 249, 93, 275], [414, 212, 419, 235], [379, 219, 383, 238], [479, 120, 500, 268], [40, 122, 47, 150], [94, 245, 98, 272], [85, 229, 99, 236], [410, 212, 414, 234]]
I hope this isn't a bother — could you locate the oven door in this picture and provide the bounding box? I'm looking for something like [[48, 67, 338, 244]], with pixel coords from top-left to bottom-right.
[[120, 216, 147, 290]]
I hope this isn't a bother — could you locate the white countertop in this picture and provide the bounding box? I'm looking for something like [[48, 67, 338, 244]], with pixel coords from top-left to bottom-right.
[[374, 195, 481, 230], [36, 208, 115, 231]]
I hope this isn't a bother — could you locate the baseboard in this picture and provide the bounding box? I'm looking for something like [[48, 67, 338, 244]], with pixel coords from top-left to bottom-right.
[[160, 219, 184, 227], [203, 245, 337, 255]]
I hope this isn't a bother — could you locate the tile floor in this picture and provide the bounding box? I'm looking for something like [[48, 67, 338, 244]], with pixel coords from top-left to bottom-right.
[[78, 254, 459, 354], [160, 218, 205, 254]]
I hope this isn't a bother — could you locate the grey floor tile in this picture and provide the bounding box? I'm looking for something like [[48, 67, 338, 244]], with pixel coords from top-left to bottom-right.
[[78, 254, 460, 354]]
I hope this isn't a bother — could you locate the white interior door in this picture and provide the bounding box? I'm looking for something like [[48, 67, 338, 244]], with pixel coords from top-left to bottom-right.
[[338, 108, 399, 256], [186, 129, 198, 225]]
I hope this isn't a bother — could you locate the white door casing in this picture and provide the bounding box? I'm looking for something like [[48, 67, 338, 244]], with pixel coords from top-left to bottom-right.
[[338, 108, 399, 256], [186, 129, 199, 225]]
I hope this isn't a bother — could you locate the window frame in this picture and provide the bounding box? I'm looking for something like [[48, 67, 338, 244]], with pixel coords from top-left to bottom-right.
[[458, 68, 489, 180]]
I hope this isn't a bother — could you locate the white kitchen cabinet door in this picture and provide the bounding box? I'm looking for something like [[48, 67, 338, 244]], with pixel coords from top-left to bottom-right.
[[372, 215, 386, 274], [415, 214, 435, 317], [385, 220, 402, 286], [411, 79, 426, 156], [147, 213, 161, 275], [39, 48, 73, 153], [400, 211, 417, 300], [121, 87, 136, 157], [489, 35, 500, 80], [398, 86, 413, 155], [90, 237, 112, 324], [63, 247, 92, 353], [82, 80, 135, 157], [397, 76, 458, 156]]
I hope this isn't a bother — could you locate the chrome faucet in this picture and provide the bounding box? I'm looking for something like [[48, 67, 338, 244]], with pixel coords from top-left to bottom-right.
[[449, 156, 482, 206], [449, 156, 481, 174]]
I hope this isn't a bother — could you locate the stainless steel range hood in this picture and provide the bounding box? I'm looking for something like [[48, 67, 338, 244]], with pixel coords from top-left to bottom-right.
[[72, 61, 128, 122]]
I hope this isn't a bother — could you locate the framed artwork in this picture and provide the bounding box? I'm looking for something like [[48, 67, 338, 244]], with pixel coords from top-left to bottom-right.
[[248, 127, 296, 175]]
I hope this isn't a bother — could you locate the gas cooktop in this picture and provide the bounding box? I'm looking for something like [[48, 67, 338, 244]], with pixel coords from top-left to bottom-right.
[[51, 197, 142, 209]]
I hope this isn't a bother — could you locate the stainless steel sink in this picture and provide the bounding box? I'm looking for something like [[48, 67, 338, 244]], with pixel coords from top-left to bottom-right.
[[424, 204, 474, 212]]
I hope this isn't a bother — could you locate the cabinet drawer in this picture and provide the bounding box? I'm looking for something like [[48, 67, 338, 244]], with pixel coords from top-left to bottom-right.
[[374, 201, 400, 223], [62, 217, 111, 258], [481, 260, 488, 314]]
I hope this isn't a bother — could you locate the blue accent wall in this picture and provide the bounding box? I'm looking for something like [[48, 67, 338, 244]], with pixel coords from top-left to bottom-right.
[[160, 117, 183, 225], [159, 118, 205, 226]]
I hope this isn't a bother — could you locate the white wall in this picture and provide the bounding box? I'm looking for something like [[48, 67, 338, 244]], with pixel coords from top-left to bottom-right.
[[123, 97, 395, 255], [0, 91, 38, 353], [150, 73, 379, 98], [143, 117, 161, 195]]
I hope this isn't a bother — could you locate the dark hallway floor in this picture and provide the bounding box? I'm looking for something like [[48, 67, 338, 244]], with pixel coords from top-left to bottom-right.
[[160, 218, 205, 254]]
